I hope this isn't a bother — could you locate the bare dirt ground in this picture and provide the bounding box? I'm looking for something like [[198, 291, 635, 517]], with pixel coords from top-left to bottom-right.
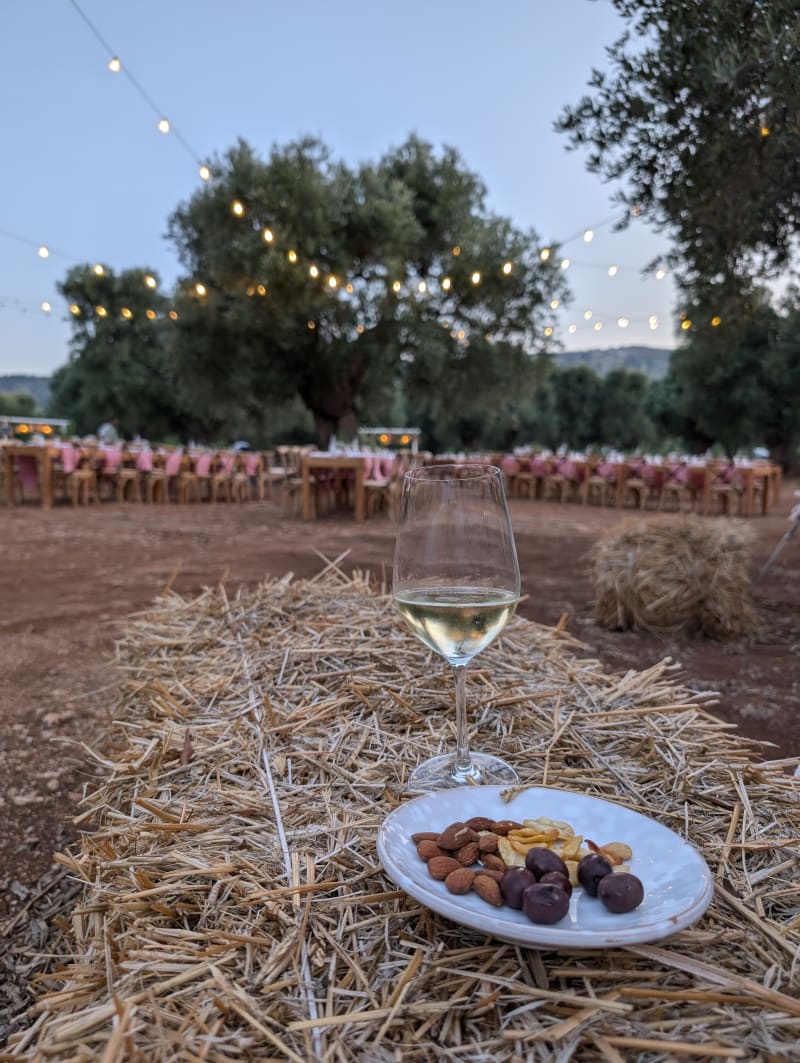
[[1, 487, 798, 921]]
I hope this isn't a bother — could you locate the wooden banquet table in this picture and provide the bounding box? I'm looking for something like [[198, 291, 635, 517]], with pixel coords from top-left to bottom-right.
[[302, 452, 368, 521], [12, 572, 799, 1060], [1, 442, 57, 508]]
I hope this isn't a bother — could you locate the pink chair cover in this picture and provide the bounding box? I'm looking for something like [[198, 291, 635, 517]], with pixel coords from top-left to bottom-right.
[[102, 448, 123, 473], [596, 461, 617, 480], [195, 453, 213, 477], [245, 453, 260, 477], [60, 446, 80, 475], [500, 455, 518, 475], [165, 451, 184, 476], [379, 456, 395, 480], [362, 456, 376, 480], [530, 458, 550, 476], [217, 453, 235, 475], [136, 450, 154, 472], [16, 455, 40, 494], [558, 458, 582, 482]]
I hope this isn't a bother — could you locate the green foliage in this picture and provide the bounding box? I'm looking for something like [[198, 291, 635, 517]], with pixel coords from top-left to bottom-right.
[[0, 390, 37, 417], [166, 136, 564, 445], [557, 0, 800, 290]]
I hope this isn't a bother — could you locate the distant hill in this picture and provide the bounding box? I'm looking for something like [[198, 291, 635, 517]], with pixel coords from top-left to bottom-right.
[[0, 375, 51, 408], [555, 346, 672, 380]]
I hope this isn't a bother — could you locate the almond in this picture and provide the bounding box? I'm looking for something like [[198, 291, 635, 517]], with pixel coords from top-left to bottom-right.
[[490, 819, 522, 837], [481, 853, 507, 873], [474, 868, 504, 883], [444, 867, 475, 895], [454, 841, 480, 866], [416, 839, 445, 862], [411, 831, 441, 844], [477, 833, 499, 854], [465, 816, 495, 833], [473, 874, 502, 907], [437, 822, 477, 851], [427, 855, 463, 881]]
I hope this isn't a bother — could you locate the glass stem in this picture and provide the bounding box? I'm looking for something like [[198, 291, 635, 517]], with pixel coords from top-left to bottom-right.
[[452, 664, 472, 778]]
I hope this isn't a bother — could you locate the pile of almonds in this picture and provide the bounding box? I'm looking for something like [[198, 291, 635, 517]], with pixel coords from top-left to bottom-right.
[[412, 816, 521, 907]]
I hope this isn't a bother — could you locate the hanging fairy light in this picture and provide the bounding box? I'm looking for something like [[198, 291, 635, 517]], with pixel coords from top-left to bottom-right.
[[169, 310, 179, 320], [309, 264, 319, 278], [307, 320, 316, 330], [608, 265, 618, 277], [583, 309, 593, 320], [502, 261, 513, 275], [96, 305, 108, 317], [543, 326, 553, 337], [649, 315, 659, 330], [711, 315, 722, 327], [231, 200, 245, 217], [392, 280, 401, 293], [157, 118, 171, 134], [452, 246, 461, 257], [617, 317, 629, 328], [195, 282, 206, 296], [40, 301, 51, 313], [583, 229, 594, 243], [568, 324, 577, 334], [144, 274, 157, 289], [655, 268, 666, 280], [108, 56, 121, 73], [146, 309, 157, 320], [441, 277, 452, 291], [539, 248, 551, 261], [593, 321, 603, 331], [471, 271, 481, 285], [550, 299, 559, 309], [93, 264, 105, 276], [560, 258, 570, 270], [681, 318, 692, 330], [198, 165, 211, 181], [328, 276, 338, 289], [345, 283, 354, 294], [69, 303, 80, 315], [417, 280, 427, 293], [256, 284, 266, 295], [262, 227, 274, 243], [121, 307, 133, 319], [37, 245, 50, 259]]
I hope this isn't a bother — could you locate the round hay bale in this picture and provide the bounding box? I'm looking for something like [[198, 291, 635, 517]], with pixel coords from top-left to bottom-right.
[[593, 515, 760, 639]]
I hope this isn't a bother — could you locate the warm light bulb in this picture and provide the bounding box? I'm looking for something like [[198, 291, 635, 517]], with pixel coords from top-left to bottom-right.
[[550, 299, 559, 310], [656, 268, 666, 280], [452, 245, 461, 256], [262, 227, 274, 242], [761, 125, 770, 137], [309, 264, 319, 278], [246, 285, 255, 296], [345, 283, 354, 294], [711, 315, 721, 327], [392, 280, 401, 293], [108, 57, 121, 73], [195, 283, 206, 296], [502, 261, 513, 275], [169, 310, 178, 320], [568, 324, 577, 334], [157, 118, 171, 134], [288, 250, 297, 263], [441, 277, 452, 291], [681, 319, 692, 330], [540, 248, 551, 261], [328, 276, 338, 289], [593, 321, 603, 331], [144, 275, 157, 289], [121, 307, 133, 319], [40, 301, 51, 313], [617, 317, 629, 328], [146, 309, 157, 320], [544, 326, 553, 337], [93, 264, 104, 276], [471, 271, 481, 285], [198, 165, 211, 181], [583, 309, 593, 320], [560, 258, 570, 270], [583, 229, 594, 243], [356, 324, 364, 334], [608, 265, 618, 277], [649, 315, 659, 329], [37, 245, 49, 259], [417, 280, 427, 293], [457, 329, 466, 340], [307, 320, 316, 330], [231, 200, 245, 217], [69, 304, 80, 315], [257, 284, 266, 295], [96, 306, 108, 317]]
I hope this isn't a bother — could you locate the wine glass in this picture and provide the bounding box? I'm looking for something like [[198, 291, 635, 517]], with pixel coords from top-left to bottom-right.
[[393, 463, 521, 790]]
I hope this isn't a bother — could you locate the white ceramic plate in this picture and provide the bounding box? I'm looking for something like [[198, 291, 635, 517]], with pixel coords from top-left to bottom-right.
[[377, 785, 713, 948]]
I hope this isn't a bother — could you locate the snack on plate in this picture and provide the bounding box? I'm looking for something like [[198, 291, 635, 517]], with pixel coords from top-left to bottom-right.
[[411, 812, 644, 925]]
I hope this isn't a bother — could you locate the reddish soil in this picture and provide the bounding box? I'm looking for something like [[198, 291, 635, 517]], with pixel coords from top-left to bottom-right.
[[1, 488, 798, 920]]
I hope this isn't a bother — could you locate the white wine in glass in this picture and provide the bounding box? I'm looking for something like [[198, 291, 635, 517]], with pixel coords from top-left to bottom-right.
[[393, 464, 521, 790]]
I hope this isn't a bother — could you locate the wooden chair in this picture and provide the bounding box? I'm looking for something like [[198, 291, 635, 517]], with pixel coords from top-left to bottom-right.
[[178, 451, 213, 503], [147, 449, 184, 503], [210, 452, 236, 503], [231, 453, 251, 503]]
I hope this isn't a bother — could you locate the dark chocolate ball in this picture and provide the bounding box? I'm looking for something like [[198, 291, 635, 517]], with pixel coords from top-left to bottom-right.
[[521, 882, 570, 925], [524, 846, 568, 880], [538, 870, 573, 897], [499, 867, 537, 909], [577, 853, 613, 896], [597, 872, 644, 914]]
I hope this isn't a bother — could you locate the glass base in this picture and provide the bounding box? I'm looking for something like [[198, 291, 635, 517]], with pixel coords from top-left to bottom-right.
[[407, 752, 520, 792]]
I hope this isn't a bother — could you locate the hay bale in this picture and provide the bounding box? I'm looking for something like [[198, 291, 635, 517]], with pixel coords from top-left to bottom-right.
[[594, 515, 760, 639]]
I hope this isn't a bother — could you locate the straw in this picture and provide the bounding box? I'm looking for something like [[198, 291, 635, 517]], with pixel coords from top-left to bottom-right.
[[4, 566, 798, 1060]]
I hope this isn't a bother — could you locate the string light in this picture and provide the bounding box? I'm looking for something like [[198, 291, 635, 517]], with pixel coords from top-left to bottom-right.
[[617, 317, 629, 328], [198, 165, 211, 181], [655, 268, 666, 280], [309, 264, 319, 278], [37, 246, 50, 259], [681, 319, 692, 330], [649, 315, 659, 330], [593, 321, 603, 331], [761, 125, 770, 137], [262, 227, 274, 243], [345, 283, 354, 294], [307, 320, 315, 330], [96, 305, 107, 317], [287, 250, 297, 263], [608, 265, 618, 277], [441, 277, 452, 291], [121, 307, 133, 319], [169, 310, 179, 320], [93, 264, 104, 276], [711, 315, 722, 327], [550, 299, 559, 310], [157, 118, 171, 134], [583, 309, 593, 320], [544, 326, 553, 337], [417, 280, 427, 293], [560, 258, 570, 270], [107, 56, 121, 72], [144, 274, 157, 289], [356, 324, 364, 334], [502, 261, 513, 275], [69, 304, 80, 315], [568, 324, 577, 334], [452, 246, 461, 256], [457, 329, 466, 340], [583, 229, 594, 243], [146, 309, 157, 320], [40, 301, 51, 313], [471, 271, 481, 285], [392, 280, 401, 293], [195, 282, 206, 296], [256, 284, 266, 295], [540, 248, 551, 261], [231, 200, 245, 217], [326, 275, 338, 289]]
